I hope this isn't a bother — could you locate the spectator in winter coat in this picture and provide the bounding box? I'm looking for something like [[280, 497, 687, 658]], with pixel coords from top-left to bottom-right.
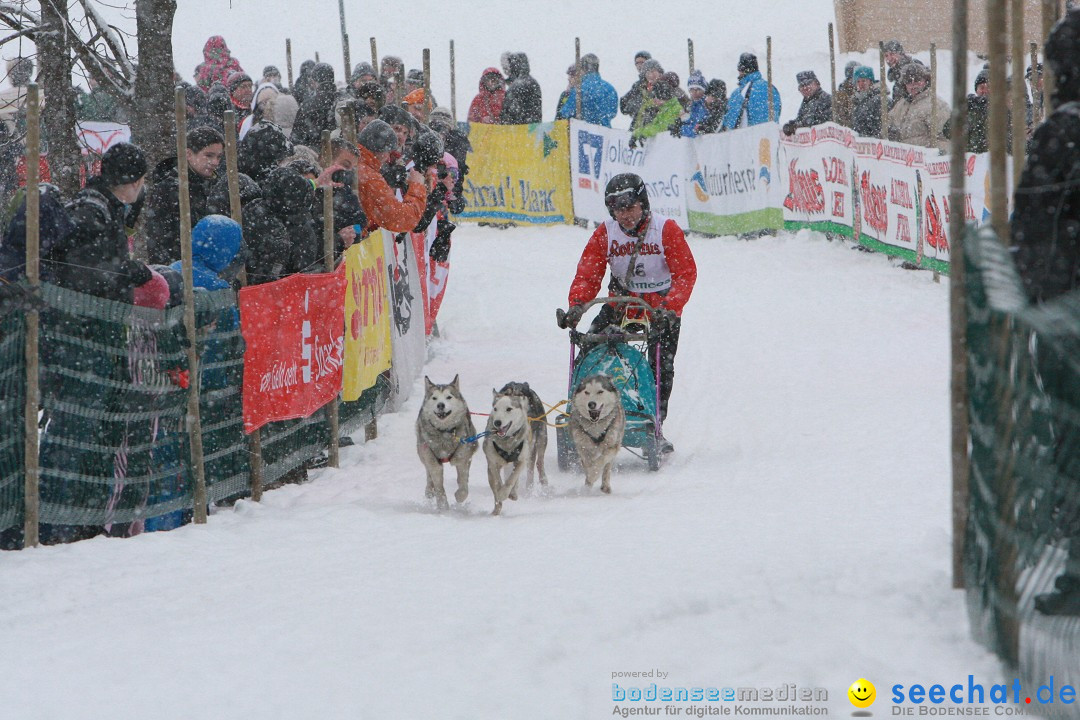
[[942, 70, 998, 153], [429, 107, 472, 202], [620, 50, 653, 127], [500, 52, 542, 125], [783, 71, 833, 135], [262, 65, 283, 90], [556, 63, 582, 120], [379, 56, 405, 106], [665, 72, 691, 112], [883, 40, 924, 106], [627, 59, 666, 130], [241, 167, 320, 281], [46, 142, 151, 303], [351, 62, 378, 88], [313, 137, 368, 260], [696, 79, 728, 135], [723, 53, 782, 130], [227, 71, 254, 125], [291, 63, 339, 149], [557, 54, 618, 126], [834, 61, 859, 128], [631, 77, 683, 145], [1010, 8, 1080, 617], [355, 119, 428, 234], [238, 121, 292, 188], [851, 66, 883, 137], [403, 69, 438, 109], [206, 82, 232, 133], [144, 126, 225, 265], [468, 67, 506, 124], [887, 62, 950, 150], [293, 60, 317, 108], [194, 36, 244, 92], [677, 71, 710, 137]]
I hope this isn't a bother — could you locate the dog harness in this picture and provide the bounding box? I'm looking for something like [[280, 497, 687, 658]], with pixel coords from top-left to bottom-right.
[[578, 412, 617, 445], [492, 439, 525, 464]]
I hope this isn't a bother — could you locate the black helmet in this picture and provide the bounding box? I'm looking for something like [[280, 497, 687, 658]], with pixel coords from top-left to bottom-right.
[[1046, 8, 1080, 103], [604, 173, 649, 217]]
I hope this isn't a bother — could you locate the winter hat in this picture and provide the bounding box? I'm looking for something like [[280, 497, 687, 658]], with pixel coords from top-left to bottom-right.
[[358, 119, 400, 154], [406, 69, 425, 85], [640, 59, 664, 76], [653, 79, 675, 101], [899, 62, 930, 84], [430, 106, 453, 121], [264, 167, 314, 214], [796, 70, 819, 87], [227, 71, 252, 92], [705, 79, 727, 97], [634, 50, 652, 62], [134, 270, 170, 310], [738, 53, 759, 74], [882, 39, 904, 54], [687, 70, 707, 91], [441, 151, 459, 174], [663, 72, 681, 89], [101, 143, 148, 186], [351, 62, 376, 81], [262, 65, 281, 79], [403, 88, 427, 105], [974, 69, 990, 91], [378, 104, 413, 127], [191, 215, 243, 274], [853, 66, 876, 82], [412, 130, 445, 168], [845, 60, 860, 79]]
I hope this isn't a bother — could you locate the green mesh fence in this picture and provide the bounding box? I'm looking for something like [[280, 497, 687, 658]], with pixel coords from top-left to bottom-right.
[[0, 309, 25, 544], [0, 281, 390, 546], [963, 225, 1080, 698]]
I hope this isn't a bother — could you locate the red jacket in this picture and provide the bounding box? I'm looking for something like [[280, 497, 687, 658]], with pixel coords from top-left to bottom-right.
[[568, 216, 697, 315], [467, 68, 506, 124]]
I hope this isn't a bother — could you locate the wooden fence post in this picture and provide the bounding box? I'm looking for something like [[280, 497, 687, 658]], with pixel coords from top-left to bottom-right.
[[321, 130, 341, 469], [450, 40, 457, 123], [22, 84, 40, 548], [286, 38, 293, 91], [766, 36, 774, 122], [829, 23, 837, 123], [879, 42, 889, 139]]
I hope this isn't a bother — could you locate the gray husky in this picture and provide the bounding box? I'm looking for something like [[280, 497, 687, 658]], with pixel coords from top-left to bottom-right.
[[416, 375, 478, 510], [568, 375, 626, 494], [483, 382, 548, 515]]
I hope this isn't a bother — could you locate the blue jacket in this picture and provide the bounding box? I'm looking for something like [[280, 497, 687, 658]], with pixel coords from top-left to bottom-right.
[[680, 98, 709, 137], [722, 71, 782, 130], [557, 72, 618, 127]]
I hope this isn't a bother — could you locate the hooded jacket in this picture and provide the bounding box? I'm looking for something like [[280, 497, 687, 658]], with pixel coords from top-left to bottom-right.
[[144, 156, 218, 265], [468, 68, 506, 124], [500, 53, 542, 125], [291, 63, 339, 148], [722, 71, 783, 130], [195, 36, 244, 92], [557, 72, 619, 127]]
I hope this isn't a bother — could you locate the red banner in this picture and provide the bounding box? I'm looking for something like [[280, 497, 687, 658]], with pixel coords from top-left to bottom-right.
[[239, 271, 346, 433]]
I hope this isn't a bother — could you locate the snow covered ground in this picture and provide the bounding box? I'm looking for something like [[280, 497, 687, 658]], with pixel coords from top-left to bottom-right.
[[0, 225, 1012, 719]]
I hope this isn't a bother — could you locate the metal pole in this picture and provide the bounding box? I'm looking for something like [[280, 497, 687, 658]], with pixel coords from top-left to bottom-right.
[[1030, 41, 1042, 125], [949, 0, 970, 591], [931, 43, 939, 150], [767, 36, 774, 122], [829, 23, 837, 123], [176, 88, 209, 524], [688, 38, 695, 75], [320, 130, 341, 470], [370, 37, 378, 72], [450, 40, 457, 123], [422, 48, 432, 121], [1042, 0, 1057, 115], [574, 38, 582, 120], [879, 42, 889, 139], [223, 111, 264, 502], [22, 83, 40, 548], [1011, 0, 1027, 185], [338, 0, 350, 83], [286, 38, 293, 92]]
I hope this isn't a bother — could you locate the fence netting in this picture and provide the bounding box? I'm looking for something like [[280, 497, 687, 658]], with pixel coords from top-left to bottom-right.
[[0, 281, 387, 546], [963, 225, 1080, 690]]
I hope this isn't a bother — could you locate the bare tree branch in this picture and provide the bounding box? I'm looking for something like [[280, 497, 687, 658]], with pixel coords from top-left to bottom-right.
[[0, 27, 37, 46], [77, 0, 134, 80]]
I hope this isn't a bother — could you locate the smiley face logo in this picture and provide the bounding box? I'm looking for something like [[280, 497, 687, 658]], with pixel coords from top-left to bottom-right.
[[848, 679, 876, 709]]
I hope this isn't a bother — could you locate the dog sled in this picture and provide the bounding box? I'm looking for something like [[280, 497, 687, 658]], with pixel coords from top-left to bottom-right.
[[555, 296, 665, 472]]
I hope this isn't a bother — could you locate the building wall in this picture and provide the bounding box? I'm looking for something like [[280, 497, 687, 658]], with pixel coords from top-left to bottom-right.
[[834, 0, 1065, 54]]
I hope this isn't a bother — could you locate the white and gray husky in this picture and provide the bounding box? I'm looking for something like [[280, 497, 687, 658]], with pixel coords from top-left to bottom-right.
[[483, 382, 548, 515], [416, 375, 478, 510], [568, 374, 626, 494]]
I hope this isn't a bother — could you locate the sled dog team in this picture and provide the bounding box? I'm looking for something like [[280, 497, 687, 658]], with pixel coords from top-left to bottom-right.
[[416, 375, 626, 515]]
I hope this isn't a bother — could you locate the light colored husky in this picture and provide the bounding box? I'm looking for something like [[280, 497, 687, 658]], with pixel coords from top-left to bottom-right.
[[483, 384, 544, 516], [568, 374, 626, 494], [416, 375, 477, 511]]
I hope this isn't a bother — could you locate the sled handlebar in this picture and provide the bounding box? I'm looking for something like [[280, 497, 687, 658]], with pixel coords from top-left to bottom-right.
[[556, 296, 657, 330]]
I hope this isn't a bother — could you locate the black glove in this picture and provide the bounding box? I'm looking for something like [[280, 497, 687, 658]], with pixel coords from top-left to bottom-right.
[[668, 123, 682, 138], [628, 136, 639, 149], [120, 258, 153, 288], [559, 304, 585, 329], [651, 306, 676, 328], [782, 121, 796, 136]]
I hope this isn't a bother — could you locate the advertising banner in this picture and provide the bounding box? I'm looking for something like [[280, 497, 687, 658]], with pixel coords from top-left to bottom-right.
[[239, 272, 346, 434], [779, 123, 857, 236], [687, 122, 782, 235], [343, 239, 392, 402], [569, 119, 690, 227], [382, 229, 426, 411], [458, 121, 574, 225]]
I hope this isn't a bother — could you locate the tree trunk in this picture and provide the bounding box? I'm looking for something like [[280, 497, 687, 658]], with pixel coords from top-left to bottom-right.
[[38, 1, 82, 198], [130, 0, 177, 173]]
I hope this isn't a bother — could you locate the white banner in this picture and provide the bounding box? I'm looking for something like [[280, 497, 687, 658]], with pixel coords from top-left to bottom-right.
[[569, 119, 690, 227], [381, 229, 426, 412], [687, 122, 781, 235], [779, 123, 857, 234], [76, 122, 131, 155]]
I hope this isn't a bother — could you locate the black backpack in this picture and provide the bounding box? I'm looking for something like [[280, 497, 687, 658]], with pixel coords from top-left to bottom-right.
[[0, 183, 75, 282]]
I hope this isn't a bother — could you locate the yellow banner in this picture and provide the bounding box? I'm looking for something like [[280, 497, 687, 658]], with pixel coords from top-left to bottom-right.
[[458, 120, 573, 225], [342, 238, 392, 401]]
